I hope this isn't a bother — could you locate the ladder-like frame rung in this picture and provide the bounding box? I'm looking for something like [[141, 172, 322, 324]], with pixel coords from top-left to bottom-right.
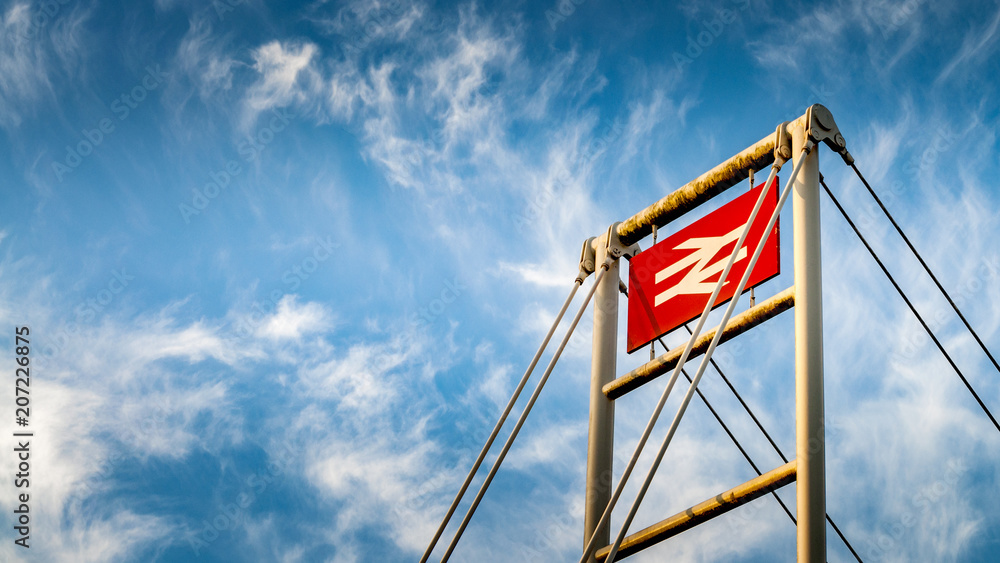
[[603, 287, 795, 400], [594, 460, 797, 561]]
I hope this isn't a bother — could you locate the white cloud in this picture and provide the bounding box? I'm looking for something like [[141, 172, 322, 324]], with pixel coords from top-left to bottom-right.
[[175, 16, 238, 102], [255, 295, 331, 340], [0, 318, 245, 561], [497, 260, 580, 289], [284, 335, 459, 557], [0, 1, 93, 131], [0, 3, 53, 129], [242, 40, 320, 130], [937, 4, 1000, 83], [0, 507, 173, 563], [295, 334, 417, 408], [505, 420, 586, 472]]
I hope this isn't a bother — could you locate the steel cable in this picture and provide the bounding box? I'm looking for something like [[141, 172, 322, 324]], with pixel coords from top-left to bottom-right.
[[420, 277, 585, 562], [613, 282, 797, 525], [657, 335, 797, 524], [440, 258, 613, 562], [679, 323, 863, 562], [821, 176, 1000, 434], [849, 162, 1000, 377]]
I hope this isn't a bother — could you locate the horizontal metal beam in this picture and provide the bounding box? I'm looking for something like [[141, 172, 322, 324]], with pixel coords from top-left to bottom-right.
[[614, 113, 814, 248], [594, 461, 797, 561], [604, 287, 795, 400]]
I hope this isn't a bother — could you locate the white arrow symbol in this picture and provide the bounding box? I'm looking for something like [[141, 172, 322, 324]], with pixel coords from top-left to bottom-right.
[[653, 224, 748, 307]]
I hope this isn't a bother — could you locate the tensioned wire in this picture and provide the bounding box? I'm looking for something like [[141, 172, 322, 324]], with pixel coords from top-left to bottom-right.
[[848, 162, 1000, 379], [821, 174, 1000, 434], [420, 273, 586, 562], [675, 323, 864, 563], [440, 257, 615, 562], [613, 281, 799, 528]]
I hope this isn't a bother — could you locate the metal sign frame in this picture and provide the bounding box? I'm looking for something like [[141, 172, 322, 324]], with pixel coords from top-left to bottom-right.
[[583, 104, 852, 563]]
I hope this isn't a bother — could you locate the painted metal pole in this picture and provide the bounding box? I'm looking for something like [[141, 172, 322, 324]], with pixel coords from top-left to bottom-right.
[[584, 236, 618, 563], [792, 121, 826, 562]]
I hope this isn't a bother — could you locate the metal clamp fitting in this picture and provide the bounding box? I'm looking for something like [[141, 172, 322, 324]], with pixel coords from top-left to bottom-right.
[[774, 121, 793, 170], [604, 222, 640, 261], [805, 104, 854, 165], [578, 237, 597, 283]]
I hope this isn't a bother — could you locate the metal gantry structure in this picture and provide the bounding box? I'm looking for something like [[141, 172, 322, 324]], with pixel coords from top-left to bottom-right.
[[421, 104, 1000, 562], [579, 104, 848, 563]]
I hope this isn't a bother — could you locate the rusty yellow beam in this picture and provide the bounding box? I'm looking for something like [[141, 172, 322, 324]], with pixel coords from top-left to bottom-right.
[[603, 286, 795, 400], [595, 461, 797, 561], [614, 113, 813, 248]]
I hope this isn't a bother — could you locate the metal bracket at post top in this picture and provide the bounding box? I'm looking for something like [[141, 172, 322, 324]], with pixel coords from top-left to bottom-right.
[[804, 104, 853, 165], [602, 222, 640, 262], [774, 121, 793, 170]]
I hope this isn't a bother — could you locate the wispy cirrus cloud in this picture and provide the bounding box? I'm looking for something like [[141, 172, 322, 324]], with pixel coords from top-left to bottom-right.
[[175, 16, 239, 103], [0, 0, 94, 132], [0, 308, 248, 561], [936, 3, 1000, 83], [0, 3, 54, 129], [241, 40, 321, 131]]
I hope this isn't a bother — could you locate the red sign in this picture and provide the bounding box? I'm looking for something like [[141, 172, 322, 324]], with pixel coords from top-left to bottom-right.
[[626, 178, 780, 353]]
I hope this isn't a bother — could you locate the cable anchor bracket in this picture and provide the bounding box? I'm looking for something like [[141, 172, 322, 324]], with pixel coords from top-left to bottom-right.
[[603, 221, 641, 262], [577, 237, 598, 284], [774, 121, 793, 170], [804, 103, 854, 165]]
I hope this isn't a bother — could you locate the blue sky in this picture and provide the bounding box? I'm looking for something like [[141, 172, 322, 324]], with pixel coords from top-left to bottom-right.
[[1, 0, 999, 561]]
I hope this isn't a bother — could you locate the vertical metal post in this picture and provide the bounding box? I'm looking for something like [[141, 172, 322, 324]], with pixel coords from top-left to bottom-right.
[[792, 122, 826, 562], [584, 236, 618, 562]]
